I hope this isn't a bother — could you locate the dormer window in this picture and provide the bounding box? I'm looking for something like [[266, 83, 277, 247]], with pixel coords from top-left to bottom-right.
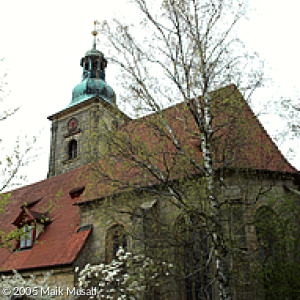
[[20, 225, 35, 249], [12, 205, 51, 251], [69, 186, 85, 200]]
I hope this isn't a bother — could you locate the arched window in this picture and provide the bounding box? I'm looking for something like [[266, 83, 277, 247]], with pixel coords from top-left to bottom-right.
[[255, 207, 277, 266], [255, 207, 279, 298], [175, 215, 211, 300], [68, 140, 77, 160], [106, 224, 127, 262]]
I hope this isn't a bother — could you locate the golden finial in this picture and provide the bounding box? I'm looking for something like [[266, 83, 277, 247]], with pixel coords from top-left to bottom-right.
[[92, 21, 98, 37], [92, 21, 98, 49]]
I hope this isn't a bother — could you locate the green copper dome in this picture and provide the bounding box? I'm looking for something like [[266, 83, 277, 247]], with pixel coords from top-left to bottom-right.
[[69, 78, 116, 108], [67, 43, 116, 108]]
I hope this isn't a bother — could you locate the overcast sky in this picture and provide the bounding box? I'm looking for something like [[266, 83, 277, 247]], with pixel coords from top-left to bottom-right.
[[0, 0, 299, 189]]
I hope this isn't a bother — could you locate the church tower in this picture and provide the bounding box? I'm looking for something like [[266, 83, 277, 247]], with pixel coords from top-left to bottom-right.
[[47, 24, 130, 177]]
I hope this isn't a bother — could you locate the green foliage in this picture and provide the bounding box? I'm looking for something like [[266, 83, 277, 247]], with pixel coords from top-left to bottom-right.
[[254, 199, 300, 299], [0, 62, 40, 251]]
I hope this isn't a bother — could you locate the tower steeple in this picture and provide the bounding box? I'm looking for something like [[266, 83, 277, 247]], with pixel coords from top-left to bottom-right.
[[67, 22, 116, 108], [47, 23, 131, 178]]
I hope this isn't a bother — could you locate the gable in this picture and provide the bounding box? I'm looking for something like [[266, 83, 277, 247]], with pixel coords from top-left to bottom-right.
[[78, 85, 297, 202]]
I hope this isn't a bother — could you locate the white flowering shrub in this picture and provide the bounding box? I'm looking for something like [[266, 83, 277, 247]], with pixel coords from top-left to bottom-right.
[[77, 247, 173, 299], [0, 270, 53, 299]]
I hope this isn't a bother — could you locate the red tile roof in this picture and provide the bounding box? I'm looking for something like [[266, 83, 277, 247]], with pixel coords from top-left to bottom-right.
[[77, 85, 297, 202], [0, 85, 297, 272], [0, 168, 91, 272]]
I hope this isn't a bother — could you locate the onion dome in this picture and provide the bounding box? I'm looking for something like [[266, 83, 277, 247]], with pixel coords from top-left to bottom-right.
[[67, 24, 116, 108]]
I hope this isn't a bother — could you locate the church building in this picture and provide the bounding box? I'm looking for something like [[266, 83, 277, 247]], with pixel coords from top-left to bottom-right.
[[0, 28, 299, 300]]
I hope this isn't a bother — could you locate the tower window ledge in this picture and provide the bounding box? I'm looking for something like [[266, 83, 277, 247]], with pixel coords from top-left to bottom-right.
[[63, 156, 80, 165], [64, 129, 81, 138]]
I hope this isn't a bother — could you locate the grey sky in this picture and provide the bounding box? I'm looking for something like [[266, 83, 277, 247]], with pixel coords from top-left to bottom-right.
[[0, 0, 299, 189]]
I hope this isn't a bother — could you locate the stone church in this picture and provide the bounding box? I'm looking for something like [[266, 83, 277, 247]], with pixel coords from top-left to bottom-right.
[[0, 31, 299, 300]]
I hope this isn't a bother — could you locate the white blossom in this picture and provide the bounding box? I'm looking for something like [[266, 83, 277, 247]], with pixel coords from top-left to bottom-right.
[[76, 247, 173, 299], [0, 270, 53, 299]]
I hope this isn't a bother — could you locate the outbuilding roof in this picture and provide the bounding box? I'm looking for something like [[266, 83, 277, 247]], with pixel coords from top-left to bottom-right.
[[0, 167, 91, 272]]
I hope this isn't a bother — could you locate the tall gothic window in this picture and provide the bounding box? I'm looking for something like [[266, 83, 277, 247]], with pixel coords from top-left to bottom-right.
[[176, 215, 211, 300], [106, 224, 127, 262], [256, 207, 277, 266], [255, 207, 278, 298], [68, 140, 77, 160]]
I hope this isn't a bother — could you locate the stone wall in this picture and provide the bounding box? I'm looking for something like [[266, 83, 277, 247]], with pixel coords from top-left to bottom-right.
[[48, 97, 129, 177], [77, 170, 298, 300]]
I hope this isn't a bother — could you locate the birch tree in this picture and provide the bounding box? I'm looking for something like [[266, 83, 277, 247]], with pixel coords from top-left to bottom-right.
[[0, 61, 37, 249], [0, 60, 35, 193], [87, 1, 266, 299], [0, 65, 52, 298]]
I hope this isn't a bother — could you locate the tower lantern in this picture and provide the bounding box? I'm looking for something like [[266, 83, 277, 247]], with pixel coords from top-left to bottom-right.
[[67, 22, 116, 108]]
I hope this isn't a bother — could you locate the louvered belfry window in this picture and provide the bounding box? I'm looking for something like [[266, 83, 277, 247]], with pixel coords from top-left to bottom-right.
[[68, 140, 77, 160]]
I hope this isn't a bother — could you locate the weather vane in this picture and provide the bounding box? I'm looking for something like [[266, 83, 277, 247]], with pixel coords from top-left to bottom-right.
[[92, 21, 99, 50]]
